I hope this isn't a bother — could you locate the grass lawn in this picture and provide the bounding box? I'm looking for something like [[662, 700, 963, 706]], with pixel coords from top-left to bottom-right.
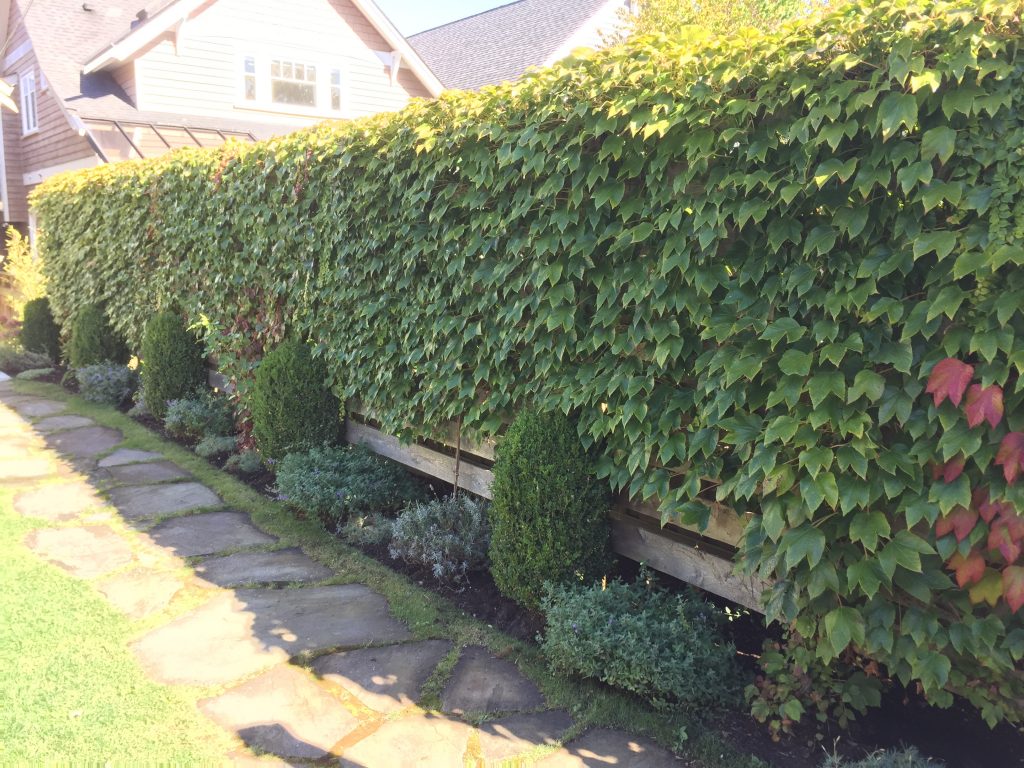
[[6, 381, 768, 767], [0, 486, 233, 762]]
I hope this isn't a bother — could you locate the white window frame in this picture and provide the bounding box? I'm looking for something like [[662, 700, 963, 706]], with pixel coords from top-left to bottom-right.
[[20, 70, 38, 136], [237, 50, 348, 118]]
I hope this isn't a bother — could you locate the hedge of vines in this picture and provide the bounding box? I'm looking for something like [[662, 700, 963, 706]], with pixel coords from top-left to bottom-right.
[[33, 0, 1024, 725]]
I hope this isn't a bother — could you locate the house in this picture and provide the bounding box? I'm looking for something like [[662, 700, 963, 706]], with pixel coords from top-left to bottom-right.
[[0, 0, 443, 236], [409, 0, 630, 92]]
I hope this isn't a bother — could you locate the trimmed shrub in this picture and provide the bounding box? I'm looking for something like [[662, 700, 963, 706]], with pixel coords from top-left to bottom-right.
[[19, 297, 60, 361], [164, 393, 234, 441], [388, 495, 490, 584], [195, 434, 238, 459], [250, 339, 340, 460], [488, 409, 610, 610], [540, 576, 743, 710], [0, 342, 53, 375], [275, 445, 426, 526], [140, 311, 206, 418], [77, 363, 138, 406], [66, 304, 129, 367]]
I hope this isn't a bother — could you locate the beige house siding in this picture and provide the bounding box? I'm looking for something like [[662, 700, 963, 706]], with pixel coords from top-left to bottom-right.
[[2, 2, 96, 224], [134, 0, 428, 126]]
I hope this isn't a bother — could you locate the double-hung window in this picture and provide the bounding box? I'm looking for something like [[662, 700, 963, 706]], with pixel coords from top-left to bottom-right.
[[20, 70, 37, 135], [240, 54, 344, 115]]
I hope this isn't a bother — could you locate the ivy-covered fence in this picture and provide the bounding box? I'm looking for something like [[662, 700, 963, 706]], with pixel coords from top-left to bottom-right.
[[33, 0, 1024, 726]]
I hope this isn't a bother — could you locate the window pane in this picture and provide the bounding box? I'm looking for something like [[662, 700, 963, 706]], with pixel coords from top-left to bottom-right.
[[244, 75, 256, 100], [272, 80, 316, 106], [271, 60, 280, 77], [282, 62, 292, 78], [154, 126, 197, 148], [244, 56, 255, 74], [190, 129, 225, 147], [306, 65, 316, 81], [331, 88, 340, 111], [331, 69, 341, 86], [83, 121, 140, 161]]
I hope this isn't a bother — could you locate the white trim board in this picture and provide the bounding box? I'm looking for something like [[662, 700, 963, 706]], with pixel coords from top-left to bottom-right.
[[23, 155, 100, 186]]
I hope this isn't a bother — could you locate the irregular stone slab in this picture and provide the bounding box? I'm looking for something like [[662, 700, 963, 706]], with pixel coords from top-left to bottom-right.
[[11, 399, 66, 418], [147, 511, 276, 556], [441, 646, 544, 715], [200, 665, 359, 760], [109, 481, 221, 520], [97, 568, 185, 619], [98, 448, 163, 467], [133, 593, 286, 685], [14, 481, 105, 521], [0, 457, 60, 481], [537, 729, 679, 767], [0, 437, 42, 457], [340, 714, 473, 767], [313, 640, 452, 713], [196, 548, 332, 587], [33, 415, 95, 433], [46, 426, 123, 459], [105, 460, 190, 486], [237, 584, 411, 655], [26, 525, 133, 579], [478, 711, 573, 763]]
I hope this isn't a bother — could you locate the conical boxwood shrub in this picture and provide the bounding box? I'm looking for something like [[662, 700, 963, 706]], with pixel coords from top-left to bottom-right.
[[19, 297, 61, 362], [488, 408, 611, 610], [65, 304, 129, 368], [141, 311, 207, 418], [250, 339, 340, 459]]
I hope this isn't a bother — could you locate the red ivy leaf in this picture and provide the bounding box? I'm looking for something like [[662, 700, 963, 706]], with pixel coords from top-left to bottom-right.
[[964, 384, 1004, 429], [926, 358, 974, 407], [1004, 567, 1024, 612], [995, 433, 1024, 484], [973, 488, 1002, 523], [989, 522, 1022, 564], [940, 456, 965, 483], [949, 506, 978, 542], [949, 551, 986, 588]]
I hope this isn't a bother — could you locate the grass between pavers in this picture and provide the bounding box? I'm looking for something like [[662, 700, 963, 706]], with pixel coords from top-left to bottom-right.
[[13, 381, 768, 768], [0, 487, 235, 762]]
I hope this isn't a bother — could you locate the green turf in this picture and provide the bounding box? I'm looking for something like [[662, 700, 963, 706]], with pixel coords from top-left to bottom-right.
[[9, 381, 768, 768], [0, 488, 233, 762]]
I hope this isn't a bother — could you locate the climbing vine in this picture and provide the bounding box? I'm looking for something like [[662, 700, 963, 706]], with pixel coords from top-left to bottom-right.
[[32, 0, 1024, 729]]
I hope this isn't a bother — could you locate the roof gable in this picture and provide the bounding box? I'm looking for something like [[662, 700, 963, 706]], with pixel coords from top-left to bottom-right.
[[409, 0, 615, 91]]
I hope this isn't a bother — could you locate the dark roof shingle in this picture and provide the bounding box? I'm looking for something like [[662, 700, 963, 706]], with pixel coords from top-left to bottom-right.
[[409, 0, 611, 91]]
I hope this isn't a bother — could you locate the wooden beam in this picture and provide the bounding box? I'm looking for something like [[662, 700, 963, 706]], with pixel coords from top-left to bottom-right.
[[610, 512, 766, 612], [623, 496, 750, 548]]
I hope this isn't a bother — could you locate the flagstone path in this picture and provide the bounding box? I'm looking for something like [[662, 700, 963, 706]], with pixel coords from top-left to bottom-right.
[[0, 378, 678, 766]]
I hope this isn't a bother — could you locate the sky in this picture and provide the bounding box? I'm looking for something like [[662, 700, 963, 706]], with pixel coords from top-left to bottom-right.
[[376, 0, 512, 35]]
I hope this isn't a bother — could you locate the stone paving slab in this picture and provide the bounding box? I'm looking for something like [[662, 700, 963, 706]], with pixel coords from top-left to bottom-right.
[[536, 729, 680, 767], [46, 426, 123, 459], [105, 460, 191, 486], [442, 645, 545, 716], [97, 568, 186, 619], [133, 593, 287, 685], [109, 481, 222, 520], [200, 665, 360, 760], [14, 481, 105, 521], [478, 711, 574, 763], [9, 398, 66, 418], [0, 456, 61, 482], [340, 714, 474, 768], [32, 415, 96, 433], [195, 548, 332, 587], [147, 511, 277, 556], [26, 525, 134, 579], [98, 448, 163, 467], [236, 584, 412, 655], [313, 640, 452, 713]]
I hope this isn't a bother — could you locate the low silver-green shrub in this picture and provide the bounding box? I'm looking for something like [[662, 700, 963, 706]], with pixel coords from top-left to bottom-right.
[[0, 342, 53, 375], [540, 575, 743, 710], [163, 392, 234, 440], [15, 367, 55, 381], [76, 363, 138, 406], [388, 494, 490, 584], [821, 747, 944, 768], [225, 450, 263, 476], [195, 434, 237, 459]]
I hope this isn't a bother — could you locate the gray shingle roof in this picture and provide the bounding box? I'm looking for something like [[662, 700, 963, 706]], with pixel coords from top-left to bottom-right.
[[409, 0, 611, 91], [17, 0, 293, 138]]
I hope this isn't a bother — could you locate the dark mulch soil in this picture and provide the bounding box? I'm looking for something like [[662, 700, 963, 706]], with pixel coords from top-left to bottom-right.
[[119, 389, 1024, 768]]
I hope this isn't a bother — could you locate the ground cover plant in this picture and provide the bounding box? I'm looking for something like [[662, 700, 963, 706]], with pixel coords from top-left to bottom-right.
[[388, 494, 490, 584], [0, 342, 53, 376], [163, 392, 234, 442], [31, 0, 1024, 733], [74, 363, 138, 407]]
